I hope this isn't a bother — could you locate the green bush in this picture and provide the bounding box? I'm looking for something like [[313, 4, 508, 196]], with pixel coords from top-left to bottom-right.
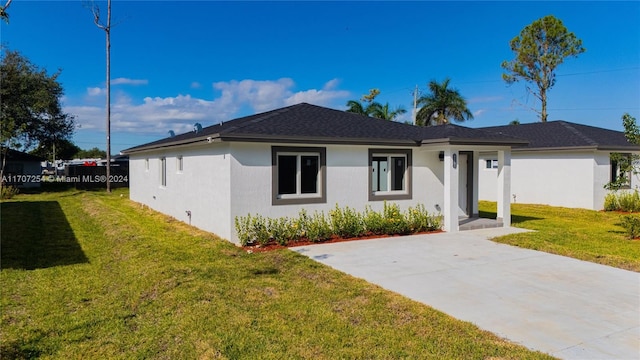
[[407, 203, 440, 232], [299, 210, 332, 242], [234, 214, 270, 246], [604, 193, 619, 211], [618, 190, 640, 212], [329, 204, 365, 238], [1, 185, 19, 200], [382, 202, 410, 235], [268, 217, 298, 245], [620, 215, 640, 239], [604, 190, 640, 212], [363, 206, 386, 235], [235, 202, 443, 247]]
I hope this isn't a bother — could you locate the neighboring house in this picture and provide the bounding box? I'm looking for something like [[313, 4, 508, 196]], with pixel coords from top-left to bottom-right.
[[478, 121, 640, 210], [122, 103, 526, 244], [0, 149, 45, 188]]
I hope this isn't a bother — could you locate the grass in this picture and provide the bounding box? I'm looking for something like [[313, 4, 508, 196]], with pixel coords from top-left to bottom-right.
[[479, 201, 640, 272], [1, 189, 553, 359]]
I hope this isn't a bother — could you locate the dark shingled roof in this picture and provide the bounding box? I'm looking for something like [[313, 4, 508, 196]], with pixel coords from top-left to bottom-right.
[[481, 121, 640, 151], [123, 103, 527, 153], [1, 149, 45, 162]]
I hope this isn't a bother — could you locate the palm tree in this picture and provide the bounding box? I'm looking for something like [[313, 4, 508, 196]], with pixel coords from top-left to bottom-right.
[[415, 78, 473, 126], [368, 102, 407, 121], [346, 99, 371, 116]]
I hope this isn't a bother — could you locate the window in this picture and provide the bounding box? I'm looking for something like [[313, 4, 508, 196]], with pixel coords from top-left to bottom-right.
[[145, 158, 149, 172], [272, 146, 326, 205], [485, 159, 498, 169], [160, 157, 166, 187], [177, 156, 183, 173], [611, 154, 632, 189], [369, 149, 412, 201]]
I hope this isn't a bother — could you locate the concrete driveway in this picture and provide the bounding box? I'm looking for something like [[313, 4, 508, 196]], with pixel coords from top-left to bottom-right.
[[291, 228, 640, 359]]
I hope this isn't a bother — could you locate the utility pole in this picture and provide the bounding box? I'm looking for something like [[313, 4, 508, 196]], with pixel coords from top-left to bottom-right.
[[91, 0, 112, 192]]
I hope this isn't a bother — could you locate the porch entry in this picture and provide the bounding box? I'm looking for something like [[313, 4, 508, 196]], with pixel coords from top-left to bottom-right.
[[458, 151, 473, 217]]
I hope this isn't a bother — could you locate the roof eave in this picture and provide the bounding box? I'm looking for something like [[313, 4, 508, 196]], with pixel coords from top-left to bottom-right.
[[420, 138, 529, 147], [513, 145, 640, 152], [121, 134, 222, 154]]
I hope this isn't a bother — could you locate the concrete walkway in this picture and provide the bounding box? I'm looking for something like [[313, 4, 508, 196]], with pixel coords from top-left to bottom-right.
[[290, 228, 640, 359]]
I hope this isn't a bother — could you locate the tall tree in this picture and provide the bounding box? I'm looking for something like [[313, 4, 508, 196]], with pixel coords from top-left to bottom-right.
[[368, 102, 407, 121], [89, 0, 113, 192], [0, 49, 75, 190], [415, 78, 473, 126], [502, 15, 585, 122]]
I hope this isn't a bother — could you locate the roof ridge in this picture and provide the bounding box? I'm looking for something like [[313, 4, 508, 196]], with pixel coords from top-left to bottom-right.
[[559, 121, 598, 146]]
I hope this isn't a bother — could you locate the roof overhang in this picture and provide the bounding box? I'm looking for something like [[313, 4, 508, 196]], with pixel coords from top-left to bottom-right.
[[420, 137, 529, 147], [122, 133, 420, 154], [512, 145, 640, 152]]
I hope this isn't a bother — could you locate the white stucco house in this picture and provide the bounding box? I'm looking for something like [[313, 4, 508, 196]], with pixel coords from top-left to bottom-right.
[[477, 121, 640, 210], [122, 103, 527, 244]]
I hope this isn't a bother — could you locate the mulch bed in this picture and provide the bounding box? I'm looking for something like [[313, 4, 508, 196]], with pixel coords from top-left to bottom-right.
[[243, 229, 444, 253]]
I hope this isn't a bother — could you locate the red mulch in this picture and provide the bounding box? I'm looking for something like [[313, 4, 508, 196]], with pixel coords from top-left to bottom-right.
[[243, 229, 444, 253]]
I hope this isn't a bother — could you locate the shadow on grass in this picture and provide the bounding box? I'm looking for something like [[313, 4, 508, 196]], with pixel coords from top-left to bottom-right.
[[478, 210, 543, 225], [1, 201, 88, 270]]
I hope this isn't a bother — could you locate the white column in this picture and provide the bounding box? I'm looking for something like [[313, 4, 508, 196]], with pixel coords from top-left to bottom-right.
[[443, 148, 459, 232], [497, 149, 511, 227], [472, 150, 480, 217]]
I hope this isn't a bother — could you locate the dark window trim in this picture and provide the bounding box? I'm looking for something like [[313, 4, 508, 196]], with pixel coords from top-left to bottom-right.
[[611, 153, 632, 189], [272, 146, 326, 205], [368, 148, 412, 201]]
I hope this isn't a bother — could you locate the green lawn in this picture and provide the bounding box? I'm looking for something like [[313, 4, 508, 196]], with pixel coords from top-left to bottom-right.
[[1, 189, 553, 359], [479, 201, 640, 272]]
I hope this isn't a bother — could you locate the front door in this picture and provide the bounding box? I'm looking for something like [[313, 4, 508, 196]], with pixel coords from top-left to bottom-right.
[[458, 152, 473, 216]]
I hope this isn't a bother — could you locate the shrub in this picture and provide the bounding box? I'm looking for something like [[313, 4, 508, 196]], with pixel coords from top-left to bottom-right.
[[329, 204, 365, 238], [1, 185, 19, 200], [382, 202, 409, 235], [236, 202, 443, 247], [363, 206, 386, 235], [268, 217, 298, 246], [618, 190, 640, 212], [234, 214, 270, 246], [300, 210, 332, 242], [620, 215, 640, 239], [604, 192, 619, 211], [603, 190, 640, 212]]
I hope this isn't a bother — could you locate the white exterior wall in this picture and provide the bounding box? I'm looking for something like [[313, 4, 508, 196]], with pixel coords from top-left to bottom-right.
[[129, 143, 233, 239], [228, 143, 444, 244], [478, 150, 634, 210]]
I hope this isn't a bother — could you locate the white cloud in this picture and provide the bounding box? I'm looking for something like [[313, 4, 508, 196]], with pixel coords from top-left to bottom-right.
[[190, 81, 202, 89], [87, 87, 104, 96], [473, 109, 487, 117], [111, 78, 148, 86], [67, 78, 349, 136]]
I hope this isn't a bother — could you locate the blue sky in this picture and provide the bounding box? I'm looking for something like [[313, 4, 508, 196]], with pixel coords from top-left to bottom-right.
[[2, 1, 639, 154]]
